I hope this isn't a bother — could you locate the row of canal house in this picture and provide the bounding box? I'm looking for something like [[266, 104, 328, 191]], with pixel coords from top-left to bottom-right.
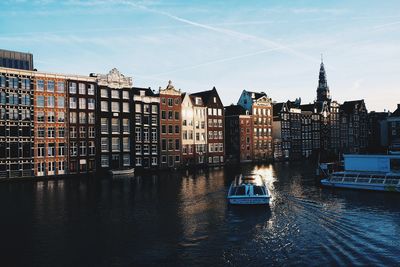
[[0, 66, 226, 178]]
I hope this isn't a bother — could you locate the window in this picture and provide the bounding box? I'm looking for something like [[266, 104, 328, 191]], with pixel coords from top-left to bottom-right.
[[0, 76, 5, 87], [144, 128, 149, 142], [47, 96, 55, 108], [122, 91, 129, 99], [151, 157, 157, 165], [89, 127, 95, 138], [101, 118, 108, 133], [101, 138, 109, 152], [168, 98, 173, 106], [89, 141, 95, 155], [144, 104, 150, 113], [47, 81, 55, 92], [21, 109, 30, 121], [175, 98, 180, 105], [111, 118, 120, 133], [48, 127, 55, 138], [79, 112, 86, 124], [37, 144, 45, 157], [88, 98, 95, 110], [57, 82, 65, 93], [168, 111, 173, 120], [151, 105, 158, 113], [58, 143, 65, 156], [37, 127, 45, 138], [123, 137, 130, 151], [123, 102, 129, 113], [161, 139, 167, 151], [21, 94, 30, 105], [69, 112, 77, 123], [79, 126, 86, 138], [37, 111, 45, 122], [69, 97, 77, 109], [175, 111, 179, 120], [111, 102, 119, 112], [87, 84, 95, 95], [101, 155, 109, 167], [101, 101, 108, 112], [47, 111, 55, 123], [37, 80, 44, 91], [37, 96, 44, 107], [135, 127, 141, 141], [135, 157, 142, 166], [123, 154, 130, 166], [135, 145, 141, 155], [57, 97, 65, 108], [58, 127, 65, 138], [88, 112, 95, 124], [143, 144, 149, 154], [70, 127, 77, 138], [168, 125, 173, 134], [101, 89, 108, 97], [151, 144, 157, 154], [8, 93, 18, 105], [111, 90, 119, 99], [151, 115, 157, 125], [161, 111, 166, 120], [79, 98, 86, 109], [69, 82, 77, 94], [123, 119, 130, 133], [21, 78, 30, 89], [79, 83, 86, 95], [151, 129, 157, 141], [175, 139, 180, 150], [175, 125, 180, 134], [135, 114, 141, 124], [79, 141, 87, 156], [0, 92, 5, 104]]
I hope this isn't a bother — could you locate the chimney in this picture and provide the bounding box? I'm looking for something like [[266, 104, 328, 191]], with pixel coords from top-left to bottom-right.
[[397, 104, 400, 109]]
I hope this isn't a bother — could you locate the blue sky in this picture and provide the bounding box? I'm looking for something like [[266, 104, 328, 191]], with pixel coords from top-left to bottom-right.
[[1, 0, 399, 111]]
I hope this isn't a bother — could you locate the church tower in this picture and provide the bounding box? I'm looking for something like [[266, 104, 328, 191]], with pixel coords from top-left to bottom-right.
[[316, 57, 331, 102]]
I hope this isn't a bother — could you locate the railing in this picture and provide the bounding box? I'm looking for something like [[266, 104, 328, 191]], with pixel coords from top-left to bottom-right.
[[330, 173, 400, 186]]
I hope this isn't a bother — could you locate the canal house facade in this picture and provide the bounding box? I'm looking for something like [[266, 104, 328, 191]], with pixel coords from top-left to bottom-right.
[[159, 81, 182, 169], [0, 67, 34, 178], [67, 78, 97, 174], [192, 87, 224, 165], [132, 87, 160, 169], [34, 74, 68, 177], [95, 69, 134, 172], [181, 93, 195, 166]]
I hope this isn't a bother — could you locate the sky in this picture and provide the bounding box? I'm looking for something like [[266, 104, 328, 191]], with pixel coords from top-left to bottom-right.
[[1, 0, 399, 111]]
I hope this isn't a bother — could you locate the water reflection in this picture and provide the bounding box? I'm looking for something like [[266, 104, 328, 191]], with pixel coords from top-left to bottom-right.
[[0, 163, 399, 266]]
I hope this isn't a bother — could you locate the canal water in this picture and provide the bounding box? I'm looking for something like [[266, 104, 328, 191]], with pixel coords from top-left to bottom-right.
[[0, 162, 399, 266]]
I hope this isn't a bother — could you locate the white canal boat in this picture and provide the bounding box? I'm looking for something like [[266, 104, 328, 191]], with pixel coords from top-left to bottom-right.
[[227, 174, 271, 205], [109, 168, 135, 177], [321, 154, 400, 193]]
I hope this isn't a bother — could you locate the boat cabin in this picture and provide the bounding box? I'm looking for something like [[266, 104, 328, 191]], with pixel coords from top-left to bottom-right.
[[229, 174, 267, 196]]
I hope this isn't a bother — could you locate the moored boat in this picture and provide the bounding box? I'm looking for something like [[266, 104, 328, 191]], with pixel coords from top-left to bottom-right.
[[109, 168, 135, 177], [321, 154, 400, 192], [227, 174, 271, 205]]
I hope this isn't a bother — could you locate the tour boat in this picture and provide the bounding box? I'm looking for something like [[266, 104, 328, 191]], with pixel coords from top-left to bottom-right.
[[321, 154, 400, 193], [109, 168, 135, 177], [227, 174, 271, 205]]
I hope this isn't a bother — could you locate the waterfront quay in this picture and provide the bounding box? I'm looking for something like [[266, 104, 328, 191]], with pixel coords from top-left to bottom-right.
[[0, 162, 399, 266]]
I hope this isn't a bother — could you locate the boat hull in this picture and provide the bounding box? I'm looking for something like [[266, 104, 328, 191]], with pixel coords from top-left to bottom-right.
[[109, 169, 135, 176], [228, 197, 270, 205], [321, 179, 400, 192]]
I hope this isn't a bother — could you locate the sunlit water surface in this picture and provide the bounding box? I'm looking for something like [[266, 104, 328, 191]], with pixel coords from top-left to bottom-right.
[[0, 162, 399, 266]]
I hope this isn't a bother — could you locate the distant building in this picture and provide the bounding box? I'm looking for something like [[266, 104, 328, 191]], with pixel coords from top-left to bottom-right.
[[224, 105, 252, 163], [0, 49, 34, 70], [192, 87, 225, 165], [272, 100, 302, 160], [387, 104, 400, 154], [339, 100, 368, 153], [159, 81, 182, 169], [238, 90, 273, 161], [132, 87, 160, 169], [0, 68, 34, 178], [368, 111, 390, 153], [190, 94, 208, 165]]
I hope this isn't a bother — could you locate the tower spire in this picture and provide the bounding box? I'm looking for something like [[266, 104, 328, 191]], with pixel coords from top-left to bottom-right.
[[316, 57, 331, 102]]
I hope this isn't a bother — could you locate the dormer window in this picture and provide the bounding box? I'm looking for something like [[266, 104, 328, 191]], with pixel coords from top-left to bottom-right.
[[195, 97, 202, 105], [140, 90, 145, 96], [213, 97, 217, 103]]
